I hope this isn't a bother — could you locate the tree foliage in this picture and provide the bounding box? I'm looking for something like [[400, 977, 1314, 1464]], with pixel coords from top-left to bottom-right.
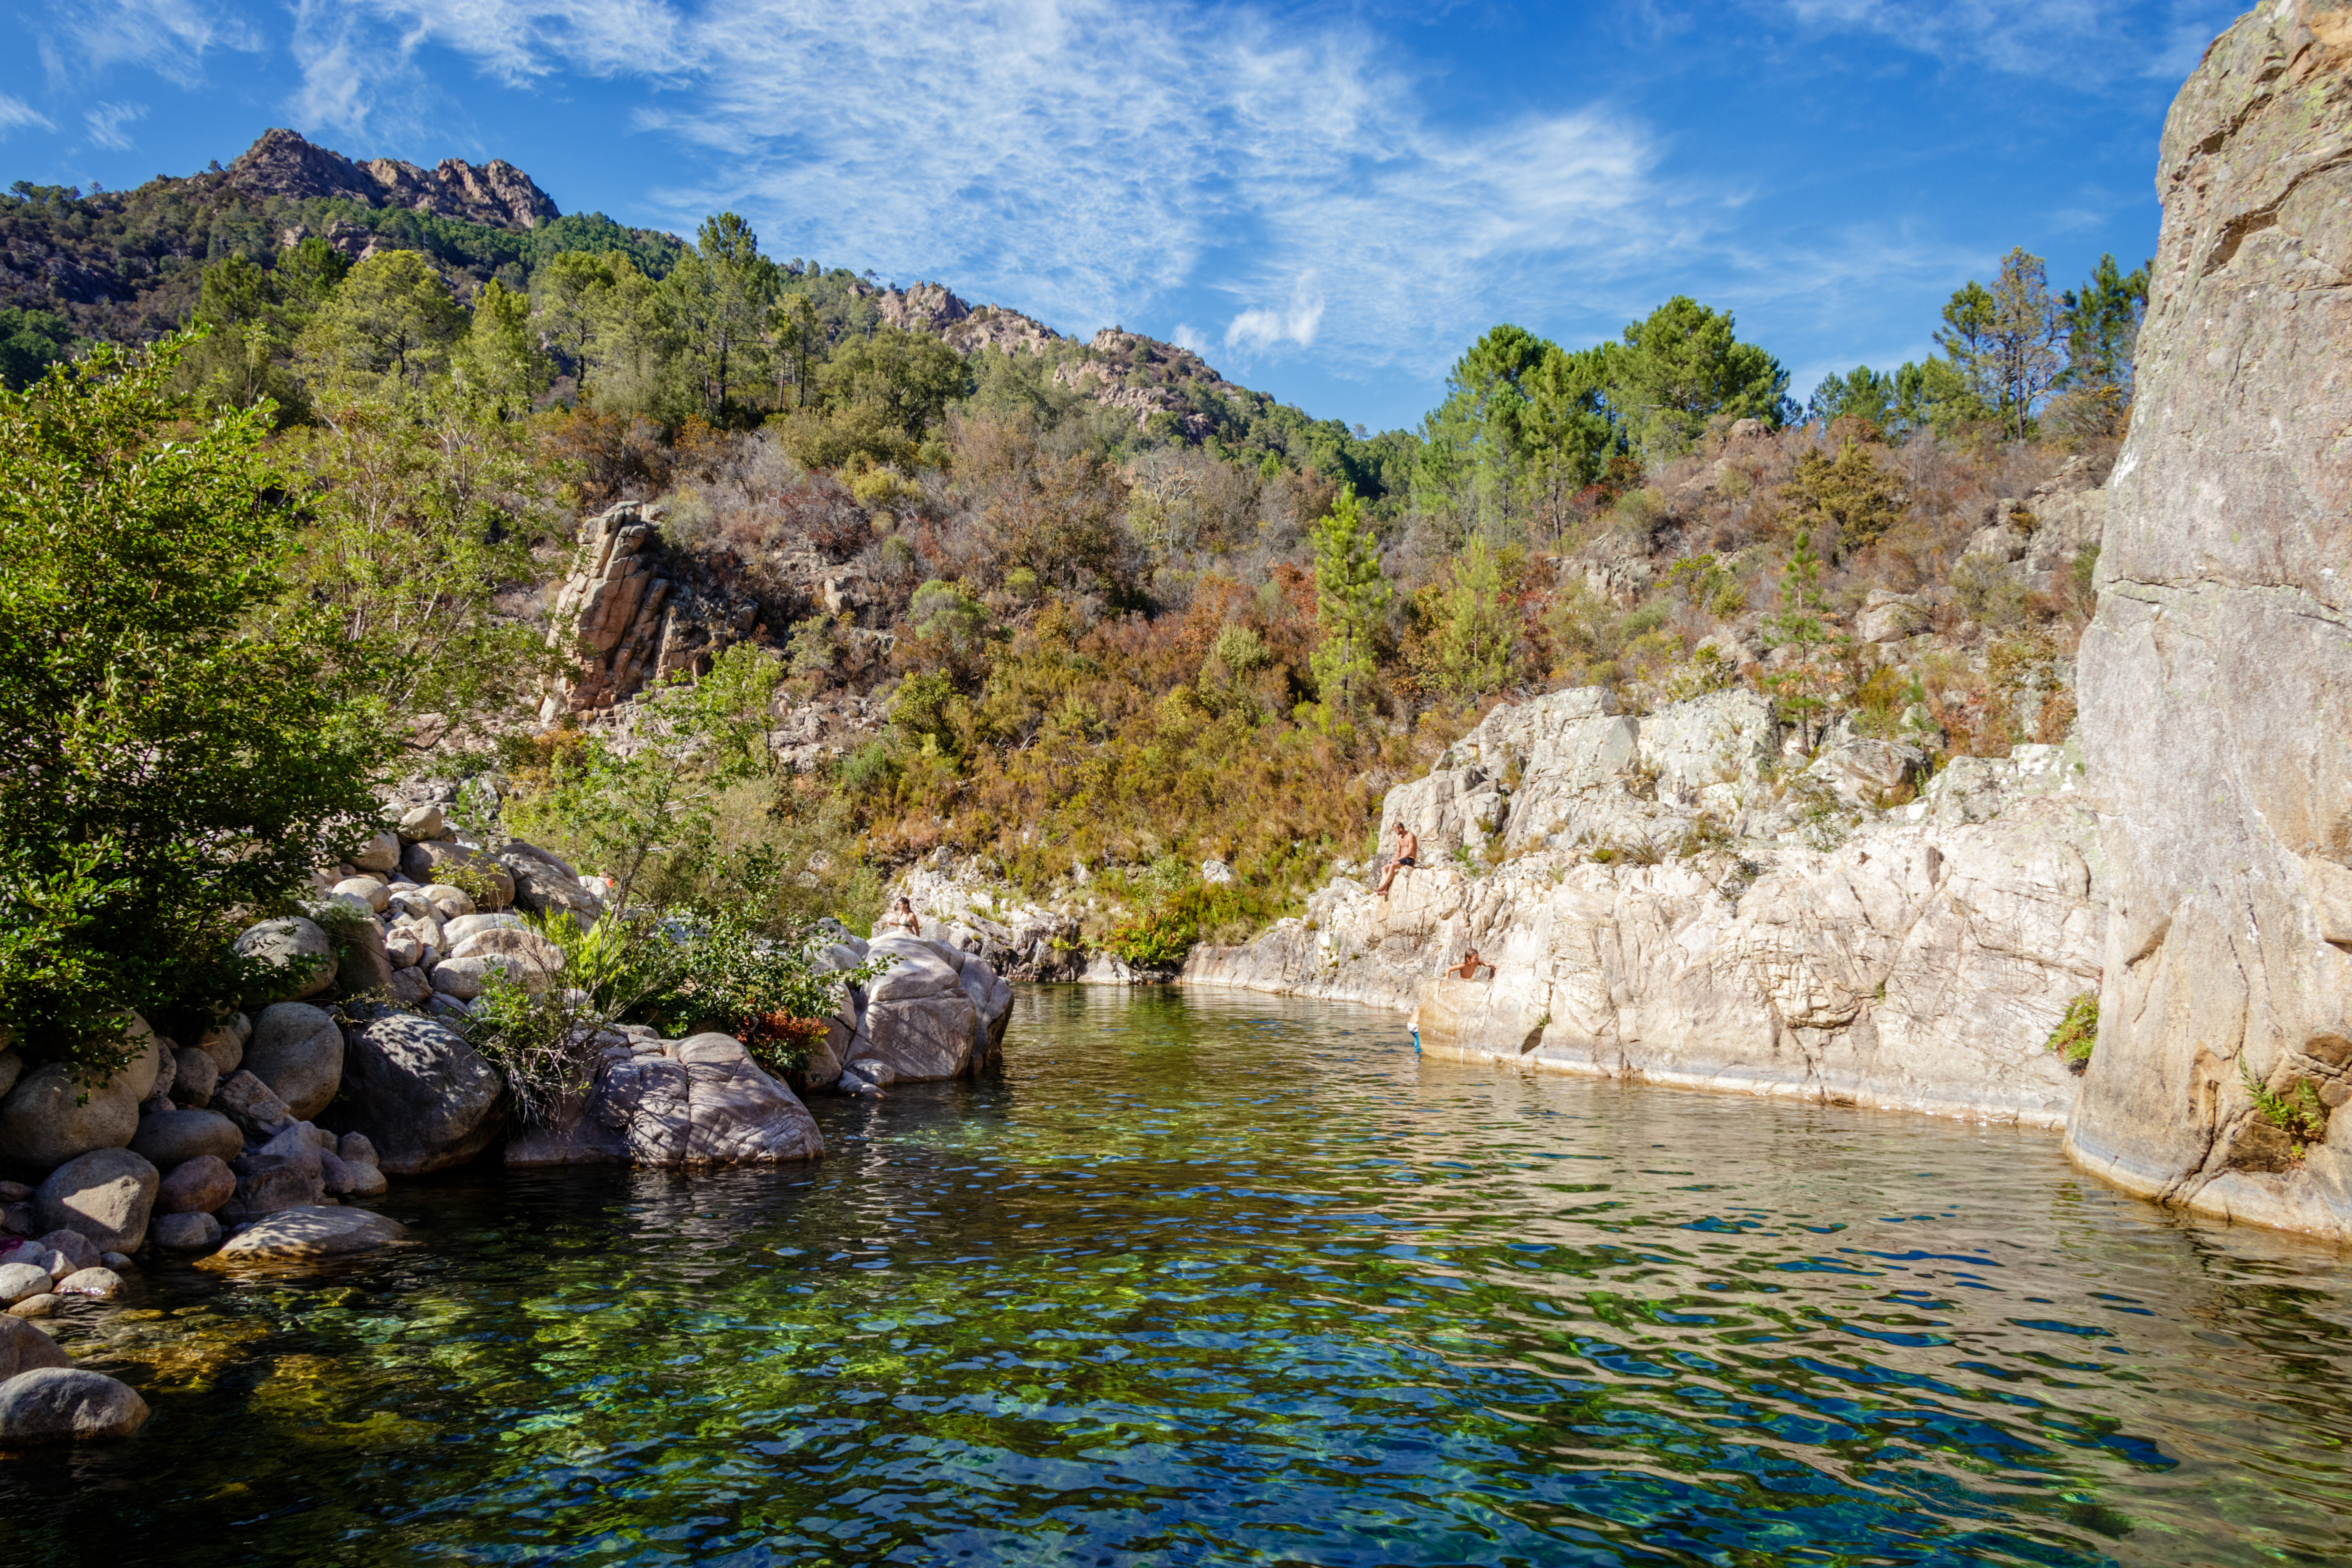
[[0, 337, 379, 1071]]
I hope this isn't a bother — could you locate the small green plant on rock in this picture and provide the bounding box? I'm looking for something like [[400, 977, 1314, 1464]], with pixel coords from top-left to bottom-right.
[[2045, 992, 2098, 1069], [2241, 1061, 2330, 1161]]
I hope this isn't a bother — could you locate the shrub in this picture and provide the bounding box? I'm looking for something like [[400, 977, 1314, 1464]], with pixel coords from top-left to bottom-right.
[[0, 334, 379, 1076], [2045, 992, 2098, 1069], [2242, 1060, 2329, 1160], [1953, 553, 2029, 627], [1104, 906, 1197, 970]]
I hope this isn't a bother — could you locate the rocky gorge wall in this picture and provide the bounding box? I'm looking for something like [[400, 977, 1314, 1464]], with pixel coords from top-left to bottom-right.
[[1186, 687, 2104, 1128], [2066, 2, 2352, 1239]]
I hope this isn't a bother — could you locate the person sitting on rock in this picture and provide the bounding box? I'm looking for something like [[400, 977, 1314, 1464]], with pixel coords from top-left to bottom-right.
[[878, 896, 922, 936], [1374, 821, 1419, 899], [1445, 947, 1487, 980]]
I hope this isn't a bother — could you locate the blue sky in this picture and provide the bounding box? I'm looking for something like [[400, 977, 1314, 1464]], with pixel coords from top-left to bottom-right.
[[3, 0, 2234, 434]]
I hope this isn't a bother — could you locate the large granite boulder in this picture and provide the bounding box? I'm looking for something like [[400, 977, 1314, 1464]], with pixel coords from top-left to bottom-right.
[[34, 1147, 158, 1252], [399, 840, 514, 907], [129, 1109, 243, 1170], [333, 1010, 505, 1174], [0, 1367, 149, 1441], [244, 1003, 345, 1122], [506, 1033, 822, 1167], [0, 1316, 71, 1381], [231, 916, 337, 1003], [2068, 3, 2352, 1240], [0, 1018, 165, 1175]]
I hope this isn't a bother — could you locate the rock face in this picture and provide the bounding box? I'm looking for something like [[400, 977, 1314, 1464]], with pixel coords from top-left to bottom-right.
[[539, 502, 760, 717], [1191, 684, 2101, 1127], [226, 127, 558, 229], [505, 1033, 824, 1167], [334, 1011, 505, 1175], [2067, 4, 2352, 1239], [889, 852, 1085, 980]]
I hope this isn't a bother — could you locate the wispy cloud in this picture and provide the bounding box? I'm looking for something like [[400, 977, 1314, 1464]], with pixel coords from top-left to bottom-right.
[[83, 100, 148, 151], [277, 0, 1677, 378], [0, 95, 56, 137], [1777, 0, 2234, 83], [39, 0, 264, 89]]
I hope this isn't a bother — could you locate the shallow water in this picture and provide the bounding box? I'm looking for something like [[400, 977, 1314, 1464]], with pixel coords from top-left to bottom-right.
[[8, 986, 2352, 1566]]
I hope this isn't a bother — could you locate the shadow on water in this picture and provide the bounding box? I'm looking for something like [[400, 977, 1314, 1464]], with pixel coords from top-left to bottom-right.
[[5, 984, 2351, 1566]]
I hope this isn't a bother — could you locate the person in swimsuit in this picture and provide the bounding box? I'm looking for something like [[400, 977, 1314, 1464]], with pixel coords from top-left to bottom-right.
[[878, 895, 922, 935], [1374, 820, 1418, 898]]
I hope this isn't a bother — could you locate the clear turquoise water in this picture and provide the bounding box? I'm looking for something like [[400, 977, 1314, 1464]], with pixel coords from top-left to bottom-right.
[[8, 986, 2352, 1566]]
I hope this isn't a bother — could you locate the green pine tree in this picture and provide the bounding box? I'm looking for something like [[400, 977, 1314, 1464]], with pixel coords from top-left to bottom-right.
[[1309, 484, 1390, 716]]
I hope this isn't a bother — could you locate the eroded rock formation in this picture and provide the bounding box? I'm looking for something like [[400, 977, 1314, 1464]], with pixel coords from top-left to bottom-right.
[[540, 501, 761, 717], [2066, 2, 2352, 1237], [227, 127, 559, 230]]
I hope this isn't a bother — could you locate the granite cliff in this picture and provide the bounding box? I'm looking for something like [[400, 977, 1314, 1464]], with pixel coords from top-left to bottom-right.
[[2066, 0, 2352, 1238]]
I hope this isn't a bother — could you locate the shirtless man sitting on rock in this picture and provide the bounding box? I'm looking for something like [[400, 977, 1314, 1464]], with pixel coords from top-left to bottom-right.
[[1374, 820, 1418, 898]]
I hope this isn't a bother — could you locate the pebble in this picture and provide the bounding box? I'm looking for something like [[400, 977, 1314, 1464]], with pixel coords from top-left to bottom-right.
[[0, 1262, 51, 1305], [7, 1294, 57, 1319]]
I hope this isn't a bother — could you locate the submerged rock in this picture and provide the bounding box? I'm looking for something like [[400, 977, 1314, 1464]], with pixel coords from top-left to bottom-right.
[[201, 1205, 406, 1266]]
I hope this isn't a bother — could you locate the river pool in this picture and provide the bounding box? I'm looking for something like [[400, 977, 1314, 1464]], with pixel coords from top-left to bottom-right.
[[6, 986, 2351, 1566]]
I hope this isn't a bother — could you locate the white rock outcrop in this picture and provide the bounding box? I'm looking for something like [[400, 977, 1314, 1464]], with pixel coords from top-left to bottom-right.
[[1190, 685, 2102, 1127]]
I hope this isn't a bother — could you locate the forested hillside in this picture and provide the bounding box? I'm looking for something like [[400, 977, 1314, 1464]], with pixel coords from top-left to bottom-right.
[[0, 125, 2150, 1042]]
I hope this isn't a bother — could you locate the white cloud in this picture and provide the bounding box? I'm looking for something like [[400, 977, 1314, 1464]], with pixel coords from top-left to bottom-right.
[[278, 0, 1675, 379], [1777, 0, 2235, 83], [1226, 276, 1325, 352], [40, 0, 264, 89], [0, 95, 56, 137], [83, 100, 148, 150]]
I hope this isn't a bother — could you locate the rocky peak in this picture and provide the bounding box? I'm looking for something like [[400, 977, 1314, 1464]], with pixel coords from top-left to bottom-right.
[[224, 129, 559, 232]]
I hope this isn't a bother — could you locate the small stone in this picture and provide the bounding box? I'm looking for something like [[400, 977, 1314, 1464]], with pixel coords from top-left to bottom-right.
[[0, 1263, 50, 1305], [318, 1149, 356, 1195], [419, 883, 475, 919], [0, 1315, 70, 1380], [33, 1230, 98, 1275], [54, 1268, 122, 1299], [212, 1071, 293, 1140], [230, 916, 338, 1004], [7, 1295, 56, 1319], [156, 1155, 234, 1216], [193, 1013, 251, 1075], [150, 1212, 221, 1252], [333, 877, 392, 913], [386, 928, 426, 968], [398, 803, 445, 841], [387, 967, 432, 1007], [0, 1182, 27, 1203], [0, 1367, 151, 1440], [99, 1252, 132, 1271], [337, 1132, 378, 1166], [0, 1204, 33, 1236], [351, 829, 403, 872], [169, 1046, 219, 1108]]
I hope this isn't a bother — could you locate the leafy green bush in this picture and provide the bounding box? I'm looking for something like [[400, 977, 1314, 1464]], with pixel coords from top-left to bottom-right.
[[0, 334, 379, 1075], [2045, 992, 2098, 1068], [1103, 906, 1197, 970]]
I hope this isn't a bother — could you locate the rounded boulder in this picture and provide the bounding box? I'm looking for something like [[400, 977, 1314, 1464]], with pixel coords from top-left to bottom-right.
[[0, 1314, 71, 1381], [192, 1013, 250, 1075], [245, 1004, 345, 1122], [0, 1064, 138, 1176], [34, 1148, 159, 1252], [170, 1045, 219, 1108], [151, 1211, 222, 1252], [0, 1367, 150, 1441], [129, 1109, 243, 1170], [350, 829, 402, 873], [156, 1154, 235, 1215], [232, 917, 338, 1004]]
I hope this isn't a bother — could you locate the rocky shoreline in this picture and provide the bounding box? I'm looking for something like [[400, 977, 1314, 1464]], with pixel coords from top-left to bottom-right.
[[0, 785, 1016, 1444]]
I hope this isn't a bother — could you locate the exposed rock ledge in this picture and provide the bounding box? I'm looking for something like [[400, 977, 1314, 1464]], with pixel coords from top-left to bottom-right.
[[1187, 686, 2103, 1129]]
